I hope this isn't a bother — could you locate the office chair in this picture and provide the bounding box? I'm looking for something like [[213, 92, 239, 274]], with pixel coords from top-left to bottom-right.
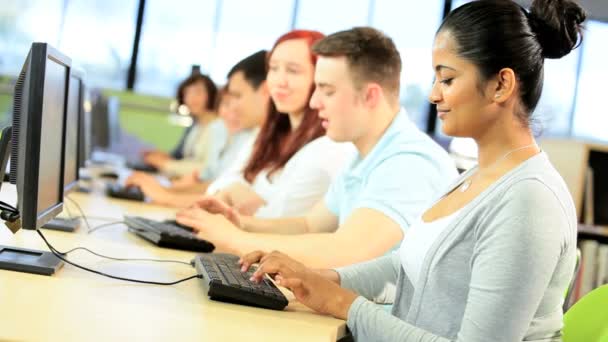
[[562, 284, 608, 342]]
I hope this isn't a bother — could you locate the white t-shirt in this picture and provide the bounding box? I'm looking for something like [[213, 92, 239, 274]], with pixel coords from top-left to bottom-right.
[[161, 119, 228, 177], [199, 128, 258, 181], [206, 130, 258, 194], [399, 207, 462, 289], [208, 136, 356, 218]]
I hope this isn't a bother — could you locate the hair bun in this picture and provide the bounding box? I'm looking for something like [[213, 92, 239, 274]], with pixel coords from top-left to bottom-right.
[[529, 0, 586, 59]]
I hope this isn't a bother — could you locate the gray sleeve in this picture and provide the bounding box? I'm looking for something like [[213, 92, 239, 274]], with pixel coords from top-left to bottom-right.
[[346, 179, 572, 341], [335, 253, 400, 304]]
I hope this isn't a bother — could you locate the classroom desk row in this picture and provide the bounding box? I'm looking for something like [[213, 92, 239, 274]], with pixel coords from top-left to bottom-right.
[[0, 181, 347, 341]]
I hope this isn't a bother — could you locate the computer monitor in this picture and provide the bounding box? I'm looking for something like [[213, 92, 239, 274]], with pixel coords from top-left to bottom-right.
[[63, 68, 83, 194], [9, 42, 71, 230], [76, 74, 92, 169], [90, 92, 120, 151]]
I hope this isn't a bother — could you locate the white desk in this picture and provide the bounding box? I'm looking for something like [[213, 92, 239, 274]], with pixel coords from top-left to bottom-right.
[[0, 182, 347, 341]]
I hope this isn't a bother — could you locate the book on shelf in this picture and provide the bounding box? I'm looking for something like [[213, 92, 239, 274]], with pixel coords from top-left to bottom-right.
[[573, 239, 608, 304], [579, 240, 599, 298], [597, 244, 608, 288], [584, 166, 594, 225]]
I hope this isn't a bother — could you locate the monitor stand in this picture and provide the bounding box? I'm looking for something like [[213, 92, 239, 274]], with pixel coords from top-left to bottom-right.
[[0, 126, 64, 275], [0, 245, 63, 275], [42, 217, 82, 232]]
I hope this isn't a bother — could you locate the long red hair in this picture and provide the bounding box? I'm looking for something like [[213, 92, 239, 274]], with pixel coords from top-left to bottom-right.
[[243, 30, 326, 183]]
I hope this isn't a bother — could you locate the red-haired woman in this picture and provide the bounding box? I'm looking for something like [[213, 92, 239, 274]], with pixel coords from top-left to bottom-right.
[[207, 30, 355, 218]]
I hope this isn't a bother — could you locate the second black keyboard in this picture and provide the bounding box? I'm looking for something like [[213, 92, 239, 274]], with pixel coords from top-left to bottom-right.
[[193, 253, 288, 310], [124, 216, 215, 252]]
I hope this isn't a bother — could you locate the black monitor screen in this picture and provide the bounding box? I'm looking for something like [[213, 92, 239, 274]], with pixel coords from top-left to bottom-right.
[[37, 57, 67, 217], [64, 74, 80, 192]]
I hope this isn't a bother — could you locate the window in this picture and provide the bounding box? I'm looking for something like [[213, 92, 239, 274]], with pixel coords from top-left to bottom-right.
[[57, 0, 138, 90], [371, 0, 444, 130], [209, 0, 295, 84], [534, 51, 580, 137], [450, 0, 472, 10], [572, 20, 608, 142], [295, 0, 369, 34], [0, 0, 62, 76], [135, 0, 218, 96]]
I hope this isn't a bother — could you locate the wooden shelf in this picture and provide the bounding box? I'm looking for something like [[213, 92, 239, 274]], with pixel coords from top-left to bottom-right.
[[578, 224, 608, 243]]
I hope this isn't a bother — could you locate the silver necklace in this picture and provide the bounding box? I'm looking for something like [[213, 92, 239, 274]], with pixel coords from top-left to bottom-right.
[[460, 143, 537, 192]]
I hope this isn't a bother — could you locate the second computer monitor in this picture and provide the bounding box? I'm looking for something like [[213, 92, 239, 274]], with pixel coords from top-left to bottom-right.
[[63, 69, 82, 194]]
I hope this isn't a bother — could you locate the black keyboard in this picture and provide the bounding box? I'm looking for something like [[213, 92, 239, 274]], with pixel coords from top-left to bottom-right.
[[106, 183, 145, 202], [124, 216, 214, 252], [193, 253, 288, 311]]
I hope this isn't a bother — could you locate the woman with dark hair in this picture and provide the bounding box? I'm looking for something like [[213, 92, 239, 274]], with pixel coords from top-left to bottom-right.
[[207, 30, 355, 217], [240, 1, 585, 340], [131, 73, 228, 179]]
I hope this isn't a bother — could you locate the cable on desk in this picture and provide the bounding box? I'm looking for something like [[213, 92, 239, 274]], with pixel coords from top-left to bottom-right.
[[75, 215, 120, 222], [64, 199, 74, 218], [46, 220, 191, 265], [88, 221, 127, 234], [60, 246, 192, 266], [37, 229, 201, 286], [0, 200, 18, 213], [65, 196, 92, 232], [65, 196, 129, 230]]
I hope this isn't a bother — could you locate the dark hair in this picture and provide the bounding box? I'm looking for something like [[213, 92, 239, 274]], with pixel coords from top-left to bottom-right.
[[176, 73, 218, 111], [312, 27, 402, 102], [227, 50, 268, 90], [438, 0, 585, 126], [243, 30, 326, 183]]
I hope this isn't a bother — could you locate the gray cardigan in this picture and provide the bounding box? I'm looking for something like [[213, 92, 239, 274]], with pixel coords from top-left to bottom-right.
[[336, 152, 577, 342]]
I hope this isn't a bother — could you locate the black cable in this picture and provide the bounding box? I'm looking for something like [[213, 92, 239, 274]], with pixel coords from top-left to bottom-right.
[[0, 200, 18, 213], [59, 246, 192, 266], [74, 215, 119, 222], [37, 229, 200, 286], [65, 196, 92, 232], [88, 221, 127, 234], [53, 219, 191, 265]]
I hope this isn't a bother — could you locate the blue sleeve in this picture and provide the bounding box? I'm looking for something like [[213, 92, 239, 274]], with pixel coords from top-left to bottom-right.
[[199, 121, 228, 180], [323, 173, 344, 216], [353, 154, 446, 233]]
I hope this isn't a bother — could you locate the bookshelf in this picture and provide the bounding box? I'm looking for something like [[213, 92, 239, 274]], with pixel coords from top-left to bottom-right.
[[539, 138, 608, 225], [540, 138, 608, 308], [578, 224, 608, 243]]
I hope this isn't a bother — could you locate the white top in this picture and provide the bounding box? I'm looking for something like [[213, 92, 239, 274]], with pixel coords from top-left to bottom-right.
[[162, 119, 228, 177], [199, 128, 258, 181], [206, 130, 259, 194], [209, 136, 356, 218], [399, 208, 462, 289]]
